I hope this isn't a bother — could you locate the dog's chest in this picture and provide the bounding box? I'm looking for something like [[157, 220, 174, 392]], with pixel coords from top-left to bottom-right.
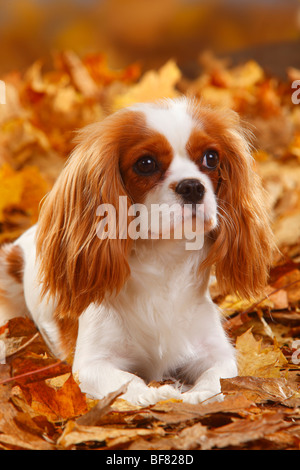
[[112, 247, 206, 375]]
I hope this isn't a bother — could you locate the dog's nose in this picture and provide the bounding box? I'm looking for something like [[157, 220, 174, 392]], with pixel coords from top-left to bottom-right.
[[175, 179, 205, 204]]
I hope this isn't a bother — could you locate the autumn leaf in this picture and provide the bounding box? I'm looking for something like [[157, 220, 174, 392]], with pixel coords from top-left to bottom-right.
[[1, 48, 300, 449], [221, 376, 300, 406], [0, 164, 24, 220], [17, 375, 88, 422], [175, 411, 292, 450], [0, 163, 49, 225], [57, 420, 165, 449], [82, 53, 141, 86], [113, 60, 181, 109], [236, 328, 287, 378]]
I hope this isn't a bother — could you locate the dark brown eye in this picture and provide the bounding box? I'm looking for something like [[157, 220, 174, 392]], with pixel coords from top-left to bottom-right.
[[202, 150, 219, 169], [133, 155, 159, 176]]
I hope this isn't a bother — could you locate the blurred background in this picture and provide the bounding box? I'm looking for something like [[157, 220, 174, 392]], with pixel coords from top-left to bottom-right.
[[1, 0, 300, 253], [0, 0, 300, 78]]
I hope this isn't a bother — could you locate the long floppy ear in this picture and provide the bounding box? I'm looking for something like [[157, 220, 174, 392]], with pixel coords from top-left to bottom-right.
[[36, 113, 133, 320], [203, 115, 275, 299]]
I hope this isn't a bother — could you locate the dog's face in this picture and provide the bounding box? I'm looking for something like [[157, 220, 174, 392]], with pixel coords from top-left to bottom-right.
[[119, 100, 223, 239], [36, 97, 274, 319]]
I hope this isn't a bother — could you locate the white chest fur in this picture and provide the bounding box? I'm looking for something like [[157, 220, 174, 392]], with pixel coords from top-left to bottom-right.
[[81, 239, 212, 382]]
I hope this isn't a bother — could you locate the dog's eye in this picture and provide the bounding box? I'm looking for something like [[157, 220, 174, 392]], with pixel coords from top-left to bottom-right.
[[202, 150, 219, 169], [133, 155, 159, 175]]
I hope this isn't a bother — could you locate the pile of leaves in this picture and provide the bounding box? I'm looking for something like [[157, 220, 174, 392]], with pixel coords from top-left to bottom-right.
[[0, 307, 300, 450], [0, 51, 300, 450]]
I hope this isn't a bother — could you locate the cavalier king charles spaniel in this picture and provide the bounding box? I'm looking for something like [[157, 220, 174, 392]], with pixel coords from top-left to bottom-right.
[[0, 97, 274, 405]]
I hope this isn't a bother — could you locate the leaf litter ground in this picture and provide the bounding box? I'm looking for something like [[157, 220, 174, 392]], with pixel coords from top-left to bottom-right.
[[0, 51, 300, 449]]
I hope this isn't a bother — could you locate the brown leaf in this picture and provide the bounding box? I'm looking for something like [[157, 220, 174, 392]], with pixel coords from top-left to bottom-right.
[[60, 50, 99, 99], [150, 393, 253, 425], [221, 376, 299, 406], [20, 374, 88, 422], [57, 420, 164, 449], [1, 47, 300, 450], [76, 382, 129, 426], [272, 269, 300, 305], [265, 286, 289, 310], [0, 395, 53, 450], [175, 411, 291, 450]]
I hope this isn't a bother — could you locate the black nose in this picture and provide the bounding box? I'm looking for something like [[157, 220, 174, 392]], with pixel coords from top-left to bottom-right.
[[175, 179, 205, 203]]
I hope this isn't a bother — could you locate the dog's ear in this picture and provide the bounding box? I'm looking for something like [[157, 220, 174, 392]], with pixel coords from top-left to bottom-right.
[[201, 110, 275, 299], [36, 113, 134, 319]]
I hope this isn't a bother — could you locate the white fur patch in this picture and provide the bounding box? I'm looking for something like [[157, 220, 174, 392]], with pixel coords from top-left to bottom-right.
[[132, 98, 196, 157]]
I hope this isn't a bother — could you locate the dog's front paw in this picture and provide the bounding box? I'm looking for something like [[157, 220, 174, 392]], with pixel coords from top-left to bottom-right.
[[122, 384, 181, 406], [181, 390, 224, 405]]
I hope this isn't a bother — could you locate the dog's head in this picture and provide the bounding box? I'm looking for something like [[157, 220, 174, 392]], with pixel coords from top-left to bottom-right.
[[36, 97, 274, 317]]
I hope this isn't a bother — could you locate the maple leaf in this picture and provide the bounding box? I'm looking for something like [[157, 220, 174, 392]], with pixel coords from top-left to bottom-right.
[[236, 328, 287, 378], [113, 60, 181, 110]]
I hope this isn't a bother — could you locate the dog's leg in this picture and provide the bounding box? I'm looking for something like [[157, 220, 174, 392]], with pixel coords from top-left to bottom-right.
[[179, 301, 238, 404], [73, 306, 181, 406]]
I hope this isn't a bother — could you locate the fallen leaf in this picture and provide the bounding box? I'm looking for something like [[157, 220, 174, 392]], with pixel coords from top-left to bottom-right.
[[236, 328, 288, 377], [175, 411, 291, 450], [22, 375, 88, 423], [0, 164, 24, 220], [57, 420, 164, 449], [60, 50, 99, 98], [45, 373, 71, 391], [0, 393, 53, 449], [76, 382, 129, 426], [1, 47, 300, 449], [113, 60, 181, 109], [83, 53, 141, 86], [150, 394, 253, 425], [274, 215, 300, 248], [0, 163, 49, 224], [221, 376, 299, 406], [271, 269, 300, 305], [265, 286, 289, 310]]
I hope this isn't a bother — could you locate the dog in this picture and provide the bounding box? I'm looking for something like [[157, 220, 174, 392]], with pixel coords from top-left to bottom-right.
[[0, 97, 274, 405]]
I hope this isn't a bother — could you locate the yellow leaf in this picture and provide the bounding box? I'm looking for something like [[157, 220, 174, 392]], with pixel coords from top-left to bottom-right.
[[113, 60, 181, 110], [0, 163, 49, 223], [218, 294, 272, 316], [227, 60, 264, 89], [200, 86, 234, 109], [45, 373, 71, 391], [0, 164, 24, 220], [236, 328, 287, 378]]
